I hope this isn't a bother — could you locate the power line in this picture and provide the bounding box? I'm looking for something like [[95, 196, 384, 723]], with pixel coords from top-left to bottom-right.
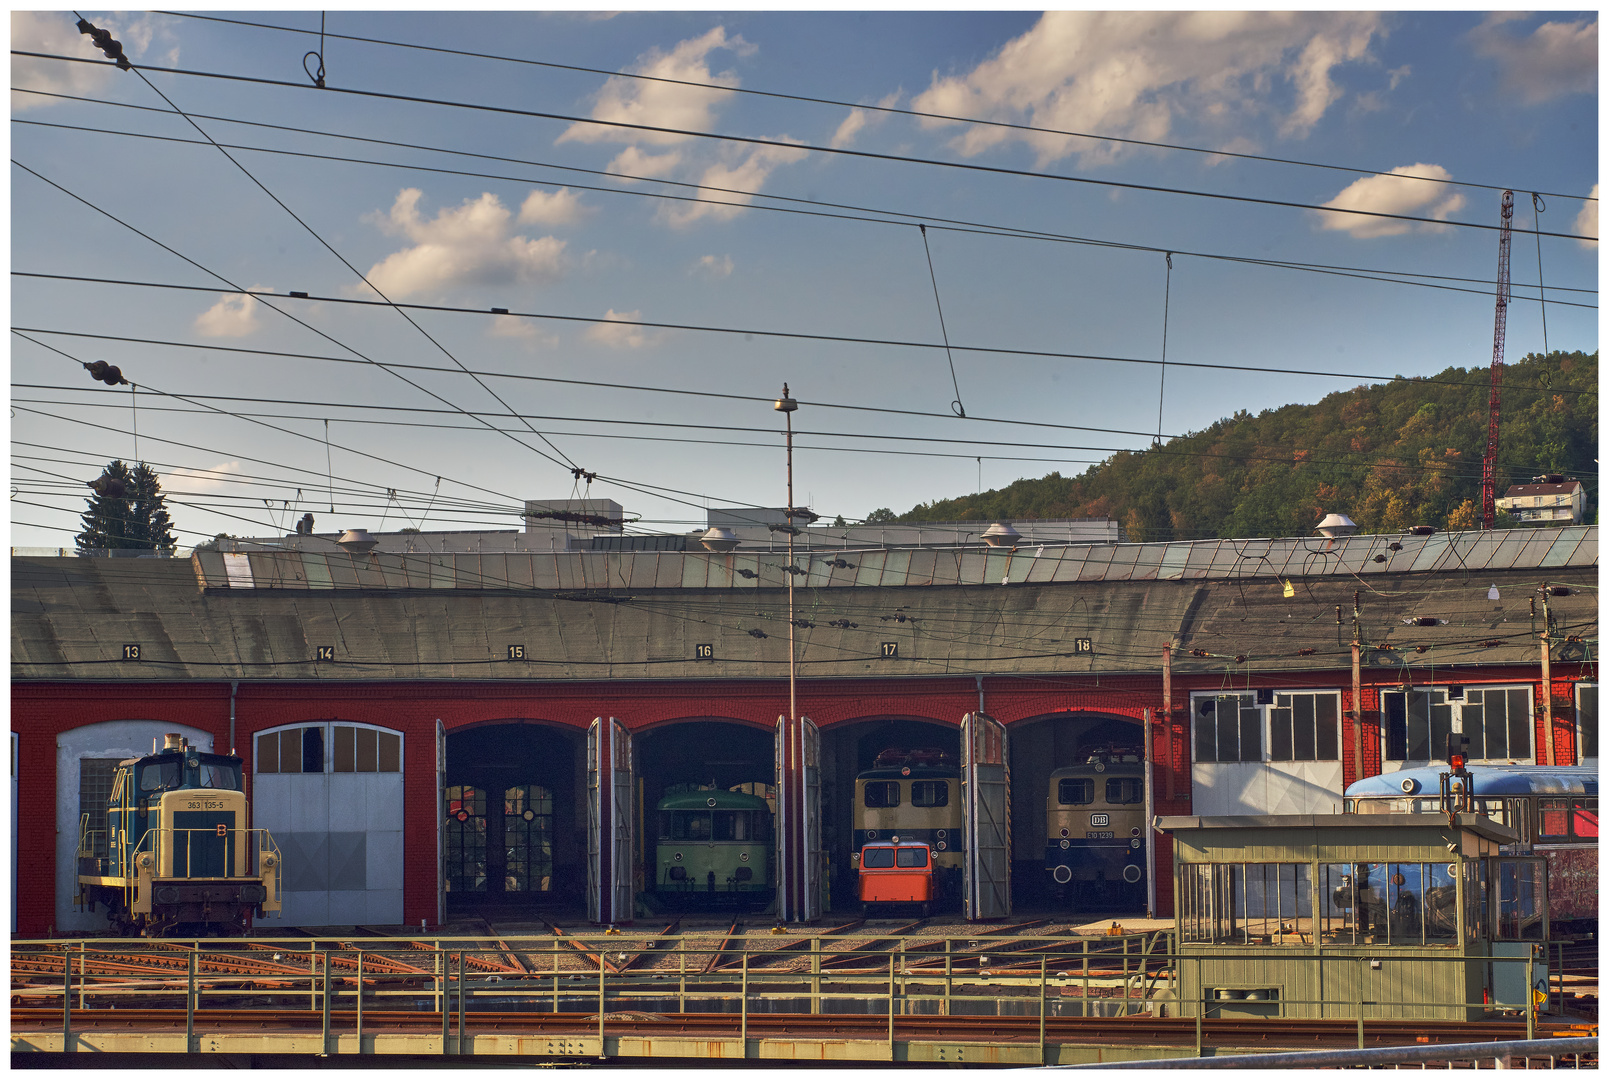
[[16, 279, 1597, 396], [11, 160, 797, 526], [13, 94, 1597, 302], [13, 49, 1596, 241], [151, 10, 1600, 206]]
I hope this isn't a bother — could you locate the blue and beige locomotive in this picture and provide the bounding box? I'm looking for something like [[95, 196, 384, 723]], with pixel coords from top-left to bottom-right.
[[76, 733, 281, 936], [653, 787, 774, 910], [851, 748, 962, 906], [1045, 745, 1147, 909]]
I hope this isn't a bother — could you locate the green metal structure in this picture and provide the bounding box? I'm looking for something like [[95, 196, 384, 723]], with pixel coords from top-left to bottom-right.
[[1157, 813, 1549, 1021]]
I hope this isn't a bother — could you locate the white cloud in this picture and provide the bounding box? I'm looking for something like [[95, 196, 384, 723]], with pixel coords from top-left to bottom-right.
[[1471, 14, 1597, 105], [364, 188, 567, 299], [911, 12, 1385, 166], [691, 254, 734, 278], [832, 91, 903, 149], [605, 146, 684, 183], [558, 26, 750, 146], [660, 139, 809, 227], [517, 188, 588, 226], [194, 287, 271, 338], [161, 461, 243, 495], [1574, 184, 1599, 247], [487, 314, 559, 348], [1317, 164, 1467, 239], [585, 309, 661, 349]]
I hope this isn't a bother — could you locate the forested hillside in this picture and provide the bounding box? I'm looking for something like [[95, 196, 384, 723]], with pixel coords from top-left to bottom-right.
[[888, 351, 1597, 539]]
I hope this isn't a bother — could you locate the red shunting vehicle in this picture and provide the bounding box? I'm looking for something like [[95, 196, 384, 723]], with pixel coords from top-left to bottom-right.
[[857, 841, 935, 917]]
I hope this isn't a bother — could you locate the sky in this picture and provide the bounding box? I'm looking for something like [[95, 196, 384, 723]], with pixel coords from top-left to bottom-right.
[[9, 10, 1600, 549]]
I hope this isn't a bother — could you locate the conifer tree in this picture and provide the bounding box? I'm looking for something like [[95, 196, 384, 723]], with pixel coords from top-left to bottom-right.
[[76, 460, 177, 552]]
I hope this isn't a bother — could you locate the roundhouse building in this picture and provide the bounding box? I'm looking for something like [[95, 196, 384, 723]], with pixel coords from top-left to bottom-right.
[[11, 522, 1596, 935]]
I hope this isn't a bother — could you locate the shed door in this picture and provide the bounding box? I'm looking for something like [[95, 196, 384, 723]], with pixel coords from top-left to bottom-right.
[[436, 719, 446, 928], [587, 717, 634, 924], [961, 711, 1011, 920], [774, 715, 822, 921]]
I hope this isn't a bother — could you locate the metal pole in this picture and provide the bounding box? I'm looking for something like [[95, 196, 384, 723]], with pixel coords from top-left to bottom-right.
[[78, 941, 86, 1011], [459, 950, 468, 1057], [62, 948, 72, 1050], [553, 937, 560, 1013], [1526, 950, 1536, 1042], [944, 938, 952, 1016], [598, 944, 606, 1059], [741, 950, 750, 1054], [1083, 938, 1090, 1018], [1541, 592, 1555, 765], [888, 952, 896, 1057], [356, 952, 363, 1052], [1194, 956, 1203, 1057], [1162, 645, 1174, 802], [321, 952, 332, 1057], [186, 950, 196, 1054], [678, 940, 685, 1014], [1143, 706, 1156, 917], [811, 935, 821, 1015], [1039, 954, 1048, 1063], [1352, 594, 1365, 782], [439, 951, 447, 1054], [1357, 958, 1365, 1050]]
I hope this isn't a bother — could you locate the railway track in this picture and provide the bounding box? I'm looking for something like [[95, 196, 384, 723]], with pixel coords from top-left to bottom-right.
[[711, 919, 865, 972], [14, 1005, 1586, 1049], [698, 919, 744, 976]]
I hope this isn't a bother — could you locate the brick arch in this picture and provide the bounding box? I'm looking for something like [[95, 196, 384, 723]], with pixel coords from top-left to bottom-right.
[[626, 714, 776, 735]]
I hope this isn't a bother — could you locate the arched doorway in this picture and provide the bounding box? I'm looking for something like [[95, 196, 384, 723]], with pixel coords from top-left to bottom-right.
[[820, 716, 961, 910], [1009, 712, 1146, 912], [444, 723, 577, 912]]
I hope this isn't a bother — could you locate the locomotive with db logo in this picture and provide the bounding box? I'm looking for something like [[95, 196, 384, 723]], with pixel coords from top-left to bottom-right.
[[1045, 745, 1147, 909], [851, 748, 962, 907], [652, 787, 774, 910], [76, 733, 281, 936]]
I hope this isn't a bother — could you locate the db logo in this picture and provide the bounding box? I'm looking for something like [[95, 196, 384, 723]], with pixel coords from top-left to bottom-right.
[[1090, 814, 1110, 827]]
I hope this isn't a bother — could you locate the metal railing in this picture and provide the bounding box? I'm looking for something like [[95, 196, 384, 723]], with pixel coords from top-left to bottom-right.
[[12, 931, 1588, 1061], [1063, 1037, 1599, 1069]]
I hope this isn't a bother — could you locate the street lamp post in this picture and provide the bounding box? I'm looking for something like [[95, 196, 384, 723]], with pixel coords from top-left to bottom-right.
[[775, 384, 799, 723]]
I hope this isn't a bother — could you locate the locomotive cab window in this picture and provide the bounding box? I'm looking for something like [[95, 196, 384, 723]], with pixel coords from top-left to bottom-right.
[[1105, 778, 1142, 804], [1058, 778, 1094, 806], [896, 847, 929, 868], [863, 781, 901, 808], [910, 780, 949, 807], [197, 757, 241, 790], [665, 811, 712, 842], [138, 760, 180, 792], [714, 809, 768, 841], [861, 847, 895, 868]]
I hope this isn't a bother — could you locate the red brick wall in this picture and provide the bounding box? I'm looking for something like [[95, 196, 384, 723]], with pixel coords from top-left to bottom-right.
[[15, 663, 1585, 935]]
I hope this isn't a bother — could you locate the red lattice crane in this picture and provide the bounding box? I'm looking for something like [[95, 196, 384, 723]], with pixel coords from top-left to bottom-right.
[[1480, 190, 1514, 529]]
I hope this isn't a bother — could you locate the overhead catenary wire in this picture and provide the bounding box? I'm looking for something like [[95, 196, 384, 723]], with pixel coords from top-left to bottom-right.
[[95, 38, 588, 483], [917, 224, 966, 417], [10, 162, 798, 526], [150, 10, 1601, 207], [12, 98, 1597, 304], [13, 49, 1597, 242]]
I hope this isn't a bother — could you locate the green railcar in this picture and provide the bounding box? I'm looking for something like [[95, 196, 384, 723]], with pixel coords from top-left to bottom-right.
[[653, 789, 774, 910]]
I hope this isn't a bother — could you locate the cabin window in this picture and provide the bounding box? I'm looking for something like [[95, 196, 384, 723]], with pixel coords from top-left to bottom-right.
[[861, 847, 895, 869], [1181, 862, 1311, 945], [197, 758, 241, 790], [1571, 798, 1598, 838], [1105, 778, 1143, 805], [1577, 684, 1597, 761], [1319, 861, 1457, 945], [1193, 694, 1261, 763], [910, 780, 949, 807], [896, 847, 929, 868], [1057, 778, 1094, 806], [863, 781, 901, 808], [1493, 859, 1546, 940], [1270, 693, 1340, 761]]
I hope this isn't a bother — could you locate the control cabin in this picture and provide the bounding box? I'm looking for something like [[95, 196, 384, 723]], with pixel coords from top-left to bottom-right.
[[1156, 813, 1547, 1021]]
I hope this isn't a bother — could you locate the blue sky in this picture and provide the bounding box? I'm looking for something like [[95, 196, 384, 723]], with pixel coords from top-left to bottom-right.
[[9, 10, 1599, 547]]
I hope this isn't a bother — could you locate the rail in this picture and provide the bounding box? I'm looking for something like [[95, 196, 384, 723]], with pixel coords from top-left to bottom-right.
[[11, 931, 1592, 1063], [1062, 1036, 1599, 1069]]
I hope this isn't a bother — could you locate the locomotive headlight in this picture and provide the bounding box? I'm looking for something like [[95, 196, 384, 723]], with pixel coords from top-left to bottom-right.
[[936, 829, 947, 839], [739, 851, 750, 862], [673, 852, 683, 862], [1060, 839, 1070, 850], [263, 853, 278, 869], [1130, 839, 1141, 849], [936, 841, 946, 851], [135, 853, 154, 870]]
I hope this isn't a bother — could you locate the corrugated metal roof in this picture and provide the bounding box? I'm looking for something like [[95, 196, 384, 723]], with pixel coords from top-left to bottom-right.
[[190, 525, 1596, 593]]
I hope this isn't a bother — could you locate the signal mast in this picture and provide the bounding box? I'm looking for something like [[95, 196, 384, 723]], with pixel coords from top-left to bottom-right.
[[1480, 191, 1514, 529]]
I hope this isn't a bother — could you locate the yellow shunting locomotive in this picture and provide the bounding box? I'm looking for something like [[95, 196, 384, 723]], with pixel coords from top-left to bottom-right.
[[77, 733, 281, 936]]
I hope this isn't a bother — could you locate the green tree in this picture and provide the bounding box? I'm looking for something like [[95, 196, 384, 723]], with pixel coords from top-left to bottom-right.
[[865, 507, 897, 523], [76, 460, 177, 552]]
